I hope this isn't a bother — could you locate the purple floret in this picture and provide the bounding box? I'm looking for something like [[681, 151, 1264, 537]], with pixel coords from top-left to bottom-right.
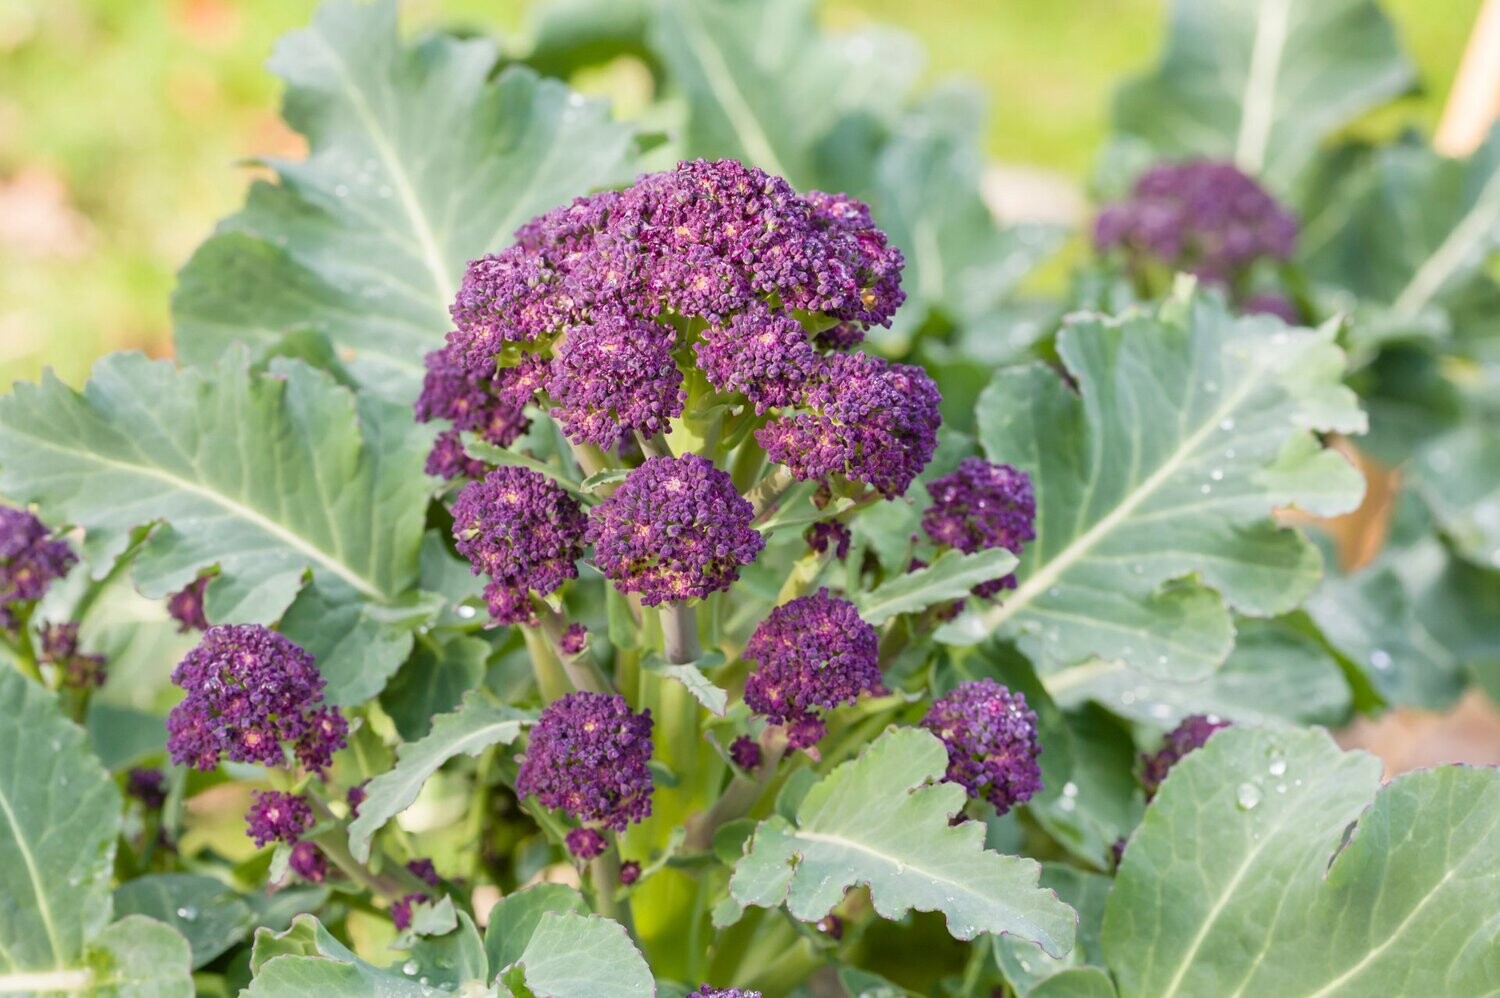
[[619, 860, 642, 885], [424, 429, 490, 481], [758, 353, 941, 498], [516, 691, 655, 832], [346, 782, 368, 817], [406, 858, 441, 887], [1093, 160, 1298, 285], [0, 506, 76, 630], [289, 841, 327, 883], [166, 625, 346, 774], [415, 345, 542, 479], [742, 589, 883, 749], [126, 768, 167, 810], [245, 790, 313, 847], [729, 735, 762, 771], [588, 455, 763, 605], [451, 466, 588, 625], [694, 987, 762, 998], [694, 306, 819, 412], [805, 190, 906, 326], [560, 623, 588, 656], [921, 679, 1042, 815], [805, 520, 852, 560], [565, 827, 607, 860], [166, 576, 211, 632], [548, 316, 684, 448], [39, 621, 107, 688], [923, 459, 1036, 595], [1140, 714, 1231, 800], [391, 892, 430, 931], [449, 245, 576, 371]]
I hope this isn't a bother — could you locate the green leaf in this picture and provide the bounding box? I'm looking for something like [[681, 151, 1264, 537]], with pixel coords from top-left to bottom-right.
[[0, 352, 431, 629], [173, 0, 636, 401], [404, 911, 487, 988], [995, 865, 1113, 995], [837, 966, 921, 997], [938, 290, 1365, 681], [280, 582, 444, 705], [1304, 129, 1500, 339], [854, 548, 1016, 625], [1112, 0, 1413, 194], [382, 634, 490, 741], [1413, 425, 1500, 569], [504, 911, 653, 996], [644, 652, 729, 717], [726, 727, 1076, 954], [347, 693, 532, 861], [484, 884, 590, 976], [1047, 616, 1352, 727], [1101, 726, 1500, 996], [1029, 968, 1117, 998], [0, 668, 120, 975], [81, 916, 194, 998], [1025, 705, 1143, 872], [112, 874, 254, 969], [247, 914, 458, 996], [646, 0, 920, 190]]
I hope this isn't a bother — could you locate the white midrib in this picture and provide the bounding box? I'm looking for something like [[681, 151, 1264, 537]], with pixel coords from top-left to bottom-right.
[[978, 365, 1263, 634], [1234, 0, 1292, 175], [0, 776, 64, 972], [42, 440, 386, 601], [677, 3, 791, 179], [0, 969, 92, 994], [794, 830, 1054, 942], [310, 33, 457, 309], [1389, 165, 1500, 320]]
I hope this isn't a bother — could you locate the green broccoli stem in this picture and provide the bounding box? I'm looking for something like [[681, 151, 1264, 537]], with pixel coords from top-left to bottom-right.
[[535, 604, 612, 693], [588, 840, 637, 941], [746, 465, 796, 519], [684, 727, 788, 851], [305, 795, 426, 902], [520, 626, 572, 701], [661, 602, 701, 665]]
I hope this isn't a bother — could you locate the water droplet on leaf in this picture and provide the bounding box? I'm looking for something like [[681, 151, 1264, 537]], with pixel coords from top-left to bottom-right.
[[1236, 783, 1262, 810]]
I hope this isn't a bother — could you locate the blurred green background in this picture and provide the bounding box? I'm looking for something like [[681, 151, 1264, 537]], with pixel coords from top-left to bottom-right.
[[0, 0, 1481, 388]]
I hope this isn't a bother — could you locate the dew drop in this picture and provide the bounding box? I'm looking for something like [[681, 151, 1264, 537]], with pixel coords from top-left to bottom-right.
[[1200, 484, 1212, 494], [1204, 380, 1218, 394], [1268, 758, 1287, 777], [1149, 703, 1171, 720], [1236, 783, 1262, 810], [1131, 564, 1145, 575], [1276, 783, 1287, 794], [1219, 418, 1236, 432], [1058, 796, 1076, 813], [1157, 655, 1168, 666], [456, 604, 477, 619], [1210, 469, 1224, 481], [1019, 959, 1033, 973], [334, 184, 350, 198], [1062, 781, 1079, 798], [1224, 448, 1236, 459], [1121, 690, 1137, 705], [176, 905, 198, 921], [1370, 649, 1392, 671], [402, 960, 419, 976]]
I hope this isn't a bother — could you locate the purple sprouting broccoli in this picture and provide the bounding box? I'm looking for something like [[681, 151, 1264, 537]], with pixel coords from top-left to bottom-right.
[[619, 860, 642, 885], [245, 790, 314, 847], [406, 858, 442, 887], [451, 466, 588, 625], [694, 305, 819, 413], [517, 691, 655, 836], [0, 505, 76, 630], [694, 987, 762, 998], [166, 624, 347, 774], [805, 520, 852, 561], [1140, 714, 1231, 800], [38, 621, 107, 689], [448, 244, 579, 372], [391, 893, 430, 932], [565, 827, 608, 860], [166, 575, 211, 632], [588, 454, 763, 605], [921, 679, 1042, 815], [1093, 160, 1297, 288], [288, 841, 327, 883], [559, 623, 588, 656], [742, 589, 884, 750], [346, 782, 368, 817], [549, 316, 685, 448], [922, 458, 1036, 597], [729, 735, 762, 771], [415, 345, 543, 480], [757, 352, 941, 499], [126, 768, 167, 810]]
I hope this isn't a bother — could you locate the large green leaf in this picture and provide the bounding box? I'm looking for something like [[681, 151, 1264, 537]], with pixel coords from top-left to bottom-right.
[[381, 633, 491, 741], [0, 352, 431, 630], [724, 727, 1076, 955], [173, 0, 636, 401], [1304, 129, 1500, 343], [1413, 424, 1500, 570], [0, 671, 194, 997], [483, 884, 590, 975], [112, 874, 254, 970], [937, 290, 1365, 681], [995, 865, 1112, 995], [347, 694, 532, 862], [1112, 0, 1413, 194], [1047, 616, 1352, 727], [247, 913, 484, 996], [0, 668, 120, 975], [500, 911, 653, 997], [646, 0, 920, 191], [1101, 726, 1500, 996], [853, 547, 1016, 626]]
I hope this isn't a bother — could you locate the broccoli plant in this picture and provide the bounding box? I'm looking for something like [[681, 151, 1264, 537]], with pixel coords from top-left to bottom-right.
[[2, 1, 1499, 996]]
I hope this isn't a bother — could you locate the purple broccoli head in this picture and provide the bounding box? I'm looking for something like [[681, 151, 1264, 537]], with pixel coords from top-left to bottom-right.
[[923, 458, 1036, 595], [694, 305, 819, 413], [1140, 714, 1231, 800], [742, 589, 884, 749], [516, 691, 655, 832], [548, 315, 684, 449], [245, 790, 313, 847], [921, 679, 1042, 815], [0, 506, 76, 630]]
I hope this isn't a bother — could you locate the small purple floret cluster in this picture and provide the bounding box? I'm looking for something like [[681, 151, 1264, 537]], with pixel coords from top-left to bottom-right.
[[39, 621, 107, 689], [0, 506, 76, 630], [167, 576, 211, 632], [166, 624, 347, 774], [414, 345, 539, 480], [694, 988, 761, 998], [549, 316, 685, 448], [1140, 714, 1231, 800], [588, 455, 763, 606], [923, 458, 1037, 596], [1094, 160, 1297, 286], [245, 790, 313, 847], [451, 466, 588, 625], [516, 691, 655, 848], [743, 589, 883, 749], [921, 679, 1042, 815]]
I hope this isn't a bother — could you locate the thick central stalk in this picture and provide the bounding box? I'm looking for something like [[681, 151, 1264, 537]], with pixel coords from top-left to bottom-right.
[[661, 602, 701, 665]]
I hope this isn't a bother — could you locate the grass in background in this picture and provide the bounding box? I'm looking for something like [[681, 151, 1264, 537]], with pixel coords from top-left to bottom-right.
[[0, 0, 1480, 388]]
